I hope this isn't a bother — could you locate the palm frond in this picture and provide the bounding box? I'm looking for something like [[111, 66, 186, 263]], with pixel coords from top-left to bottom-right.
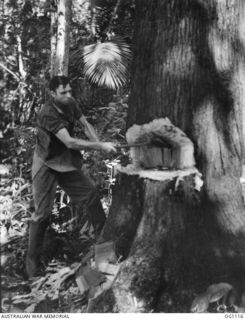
[[83, 39, 131, 89]]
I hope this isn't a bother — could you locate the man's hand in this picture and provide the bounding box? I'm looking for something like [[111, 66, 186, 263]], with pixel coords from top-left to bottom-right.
[[100, 142, 117, 153], [55, 128, 117, 153]]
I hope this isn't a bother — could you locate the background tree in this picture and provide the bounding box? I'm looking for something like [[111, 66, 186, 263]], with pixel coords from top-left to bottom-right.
[[50, 0, 72, 76], [127, 0, 245, 234], [0, 0, 134, 185]]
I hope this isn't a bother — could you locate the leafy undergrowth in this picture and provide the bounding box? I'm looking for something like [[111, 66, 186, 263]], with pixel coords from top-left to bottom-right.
[[0, 164, 123, 313], [0, 173, 89, 313]]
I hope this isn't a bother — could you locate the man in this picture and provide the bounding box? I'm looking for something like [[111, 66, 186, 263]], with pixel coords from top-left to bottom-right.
[[26, 75, 116, 278]]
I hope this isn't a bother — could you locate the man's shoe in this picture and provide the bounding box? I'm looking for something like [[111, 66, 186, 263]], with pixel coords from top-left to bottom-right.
[[25, 220, 48, 278]]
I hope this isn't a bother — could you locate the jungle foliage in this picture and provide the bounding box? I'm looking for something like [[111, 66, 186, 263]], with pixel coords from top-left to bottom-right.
[[0, 0, 134, 313]]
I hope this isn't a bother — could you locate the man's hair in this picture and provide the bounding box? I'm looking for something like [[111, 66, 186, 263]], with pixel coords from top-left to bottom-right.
[[49, 76, 70, 92]]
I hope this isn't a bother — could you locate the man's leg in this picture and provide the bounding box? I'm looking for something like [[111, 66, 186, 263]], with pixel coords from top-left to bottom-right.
[[56, 170, 106, 235], [26, 165, 57, 278]]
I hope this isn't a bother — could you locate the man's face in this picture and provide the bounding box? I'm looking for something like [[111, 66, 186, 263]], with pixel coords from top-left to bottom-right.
[[51, 84, 72, 105]]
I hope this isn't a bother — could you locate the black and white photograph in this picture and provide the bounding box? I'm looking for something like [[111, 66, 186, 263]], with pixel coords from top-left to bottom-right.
[[1, 0, 245, 316]]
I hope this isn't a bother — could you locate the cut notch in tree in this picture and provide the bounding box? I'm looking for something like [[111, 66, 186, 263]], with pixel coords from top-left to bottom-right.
[[126, 117, 196, 170]]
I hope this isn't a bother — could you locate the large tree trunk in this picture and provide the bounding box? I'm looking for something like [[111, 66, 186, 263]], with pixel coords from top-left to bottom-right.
[[91, 0, 245, 313], [99, 168, 207, 313], [127, 0, 245, 234], [127, 0, 245, 261]]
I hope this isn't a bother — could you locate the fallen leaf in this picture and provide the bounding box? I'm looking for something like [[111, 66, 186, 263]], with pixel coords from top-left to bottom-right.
[[83, 268, 106, 287], [76, 275, 89, 295], [0, 165, 10, 176], [206, 282, 233, 303], [25, 303, 37, 313], [190, 282, 233, 313], [190, 293, 209, 313], [95, 241, 116, 271]]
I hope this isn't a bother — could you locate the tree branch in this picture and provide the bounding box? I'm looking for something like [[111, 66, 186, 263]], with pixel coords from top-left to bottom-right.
[[0, 62, 20, 81], [17, 35, 27, 80]]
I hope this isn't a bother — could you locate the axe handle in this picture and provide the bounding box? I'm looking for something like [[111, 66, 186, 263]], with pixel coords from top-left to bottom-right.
[[116, 142, 150, 148]]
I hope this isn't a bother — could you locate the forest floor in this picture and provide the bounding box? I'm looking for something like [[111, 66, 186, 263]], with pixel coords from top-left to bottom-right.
[[2, 169, 243, 314], [1, 154, 129, 314], [0, 172, 117, 313], [2, 166, 244, 314]]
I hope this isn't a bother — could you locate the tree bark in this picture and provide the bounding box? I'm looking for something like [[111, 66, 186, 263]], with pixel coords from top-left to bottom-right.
[[50, 8, 57, 78], [128, 0, 245, 235], [91, 167, 207, 312], [54, 0, 71, 76], [91, 0, 245, 313]]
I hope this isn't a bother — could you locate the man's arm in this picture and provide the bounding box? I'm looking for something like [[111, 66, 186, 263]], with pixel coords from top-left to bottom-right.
[[55, 128, 116, 153], [78, 115, 100, 142]]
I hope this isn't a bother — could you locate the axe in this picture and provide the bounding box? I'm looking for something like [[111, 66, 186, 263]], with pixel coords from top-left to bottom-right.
[[116, 137, 172, 149]]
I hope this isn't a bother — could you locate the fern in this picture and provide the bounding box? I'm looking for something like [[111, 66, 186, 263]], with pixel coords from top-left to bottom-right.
[[83, 39, 131, 89]]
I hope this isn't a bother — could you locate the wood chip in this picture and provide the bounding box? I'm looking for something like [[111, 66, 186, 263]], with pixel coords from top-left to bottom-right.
[[94, 241, 116, 272], [75, 275, 89, 295], [83, 268, 106, 287]]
